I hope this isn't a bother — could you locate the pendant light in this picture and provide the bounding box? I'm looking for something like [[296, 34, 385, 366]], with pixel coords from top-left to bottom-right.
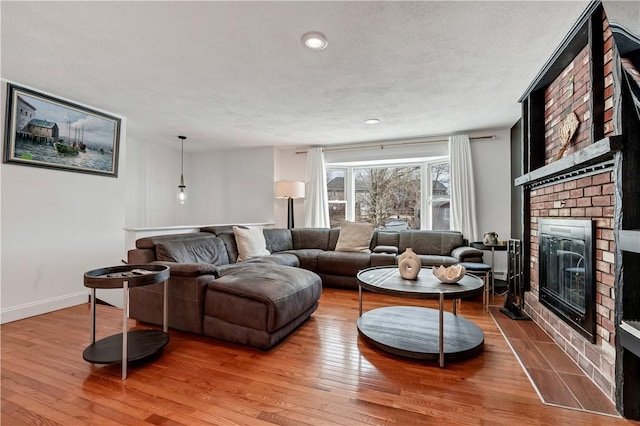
[[177, 135, 187, 204]]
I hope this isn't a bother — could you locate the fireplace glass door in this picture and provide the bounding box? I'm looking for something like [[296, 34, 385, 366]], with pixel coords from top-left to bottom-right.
[[539, 219, 595, 342], [541, 237, 585, 313]]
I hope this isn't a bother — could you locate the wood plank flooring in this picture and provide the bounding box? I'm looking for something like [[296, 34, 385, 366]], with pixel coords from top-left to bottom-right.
[[1, 288, 637, 425]]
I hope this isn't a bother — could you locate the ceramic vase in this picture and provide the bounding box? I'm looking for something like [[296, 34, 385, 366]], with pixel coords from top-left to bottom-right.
[[398, 248, 421, 280]]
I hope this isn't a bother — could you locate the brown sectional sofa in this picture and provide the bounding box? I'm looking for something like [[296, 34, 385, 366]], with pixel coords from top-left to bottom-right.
[[127, 226, 482, 349]]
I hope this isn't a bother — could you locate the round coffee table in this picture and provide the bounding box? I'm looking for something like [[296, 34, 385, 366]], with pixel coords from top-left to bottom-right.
[[83, 264, 170, 379], [356, 266, 484, 367]]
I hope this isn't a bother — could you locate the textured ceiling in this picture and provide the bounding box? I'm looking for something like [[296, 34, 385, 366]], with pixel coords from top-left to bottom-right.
[[1, 1, 591, 152]]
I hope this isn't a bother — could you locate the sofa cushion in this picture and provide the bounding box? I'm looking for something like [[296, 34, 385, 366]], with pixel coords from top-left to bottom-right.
[[317, 250, 371, 276], [399, 230, 464, 256], [335, 221, 375, 253], [284, 249, 323, 272], [233, 226, 270, 262], [292, 228, 330, 250], [156, 236, 230, 265], [217, 232, 239, 263], [373, 230, 400, 250], [263, 228, 293, 253]]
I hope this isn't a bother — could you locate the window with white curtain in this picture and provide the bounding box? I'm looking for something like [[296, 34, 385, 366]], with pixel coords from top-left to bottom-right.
[[326, 159, 450, 230]]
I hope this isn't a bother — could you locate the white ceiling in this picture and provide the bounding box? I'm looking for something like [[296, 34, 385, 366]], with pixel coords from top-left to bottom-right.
[[1, 1, 591, 153]]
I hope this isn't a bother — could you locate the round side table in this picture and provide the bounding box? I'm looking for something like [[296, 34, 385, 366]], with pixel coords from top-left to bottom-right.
[[83, 264, 170, 379]]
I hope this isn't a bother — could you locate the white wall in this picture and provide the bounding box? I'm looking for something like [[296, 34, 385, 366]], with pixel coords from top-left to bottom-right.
[[125, 138, 193, 228], [0, 81, 127, 322], [469, 128, 512, 275], [189, 147, 276, 225], [124, 143, 278, 233]]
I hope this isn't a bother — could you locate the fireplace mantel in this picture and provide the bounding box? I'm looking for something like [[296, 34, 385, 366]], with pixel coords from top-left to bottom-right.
[[514, 136, 623, 187]]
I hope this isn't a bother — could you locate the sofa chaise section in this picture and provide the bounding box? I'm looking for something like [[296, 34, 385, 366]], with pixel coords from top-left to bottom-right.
[[203, 263, 322, 349]]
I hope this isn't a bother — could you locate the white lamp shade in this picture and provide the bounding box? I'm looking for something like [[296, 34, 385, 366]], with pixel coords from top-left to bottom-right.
[[275, 181, 305, 199]]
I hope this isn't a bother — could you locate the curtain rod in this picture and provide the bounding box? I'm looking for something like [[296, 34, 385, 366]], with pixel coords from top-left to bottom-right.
[[295, 135, 495, 154]]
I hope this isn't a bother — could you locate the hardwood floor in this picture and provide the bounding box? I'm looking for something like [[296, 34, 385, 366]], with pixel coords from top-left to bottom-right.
[[1, 288, 636, 425]]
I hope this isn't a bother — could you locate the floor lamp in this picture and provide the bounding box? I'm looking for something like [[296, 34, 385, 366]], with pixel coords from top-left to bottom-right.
[[276, 181, 305, 229]]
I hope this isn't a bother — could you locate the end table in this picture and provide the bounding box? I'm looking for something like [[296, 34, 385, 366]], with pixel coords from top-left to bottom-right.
[[83, 264, 170, 379]]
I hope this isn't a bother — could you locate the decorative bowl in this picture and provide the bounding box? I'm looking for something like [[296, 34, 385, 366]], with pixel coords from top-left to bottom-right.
[[432, 265, 466, 284]]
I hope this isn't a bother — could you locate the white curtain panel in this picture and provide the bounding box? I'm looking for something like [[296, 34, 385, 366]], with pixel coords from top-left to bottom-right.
[[304, 147, 330, 228], [448, 134, 479, 242]]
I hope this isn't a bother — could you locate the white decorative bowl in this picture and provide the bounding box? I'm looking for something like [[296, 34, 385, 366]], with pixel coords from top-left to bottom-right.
[[432, 265, 466, 284]]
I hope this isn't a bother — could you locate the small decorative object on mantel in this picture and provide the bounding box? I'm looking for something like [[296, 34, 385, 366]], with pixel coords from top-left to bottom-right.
[[398, 248, 421, 280], [432, 264, 467, 284], [552, 111, 580, 161]]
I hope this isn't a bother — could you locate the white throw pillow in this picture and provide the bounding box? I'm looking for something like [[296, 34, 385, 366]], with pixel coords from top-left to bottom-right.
[[233, 226, 270, 262], [335, 221, 375, 253]]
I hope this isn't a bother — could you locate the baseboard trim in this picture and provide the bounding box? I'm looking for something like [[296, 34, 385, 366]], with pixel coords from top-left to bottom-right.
[[1, 291, 88, 324]]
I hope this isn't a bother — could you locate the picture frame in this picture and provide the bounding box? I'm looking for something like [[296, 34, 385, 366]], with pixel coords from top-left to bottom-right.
[[3, 83, 121, 177]]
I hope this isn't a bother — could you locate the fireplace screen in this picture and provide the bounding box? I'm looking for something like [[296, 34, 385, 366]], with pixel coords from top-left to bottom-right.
[[539, 219, 595, 342]]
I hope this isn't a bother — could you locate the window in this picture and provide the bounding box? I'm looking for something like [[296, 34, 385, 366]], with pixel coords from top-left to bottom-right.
[[429, 163, 451, 230], [326, 160, 450, 230], [327, 169, 347, 228], [354, 166, 421, 230]]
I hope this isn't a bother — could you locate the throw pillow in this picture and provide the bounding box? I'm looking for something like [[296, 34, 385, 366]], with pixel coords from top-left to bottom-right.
[[233, 226, 270, 262], [335, 221, 375, 253]]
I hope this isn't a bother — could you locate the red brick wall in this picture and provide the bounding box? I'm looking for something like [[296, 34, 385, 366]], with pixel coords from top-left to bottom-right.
[[544, 9, 617, 162], [544, 46, 591, 163], [529, 172, 616, 347]]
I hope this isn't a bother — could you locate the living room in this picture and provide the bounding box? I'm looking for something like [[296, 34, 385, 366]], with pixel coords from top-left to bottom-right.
[[3, 1, 640, 424]]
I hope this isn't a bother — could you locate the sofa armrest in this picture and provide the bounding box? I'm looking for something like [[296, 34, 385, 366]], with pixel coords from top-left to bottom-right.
[[128, 248, 156, 264], [451, 246, 483, 262], [373, 245, 399, 254], [151, 261, 220, 278]]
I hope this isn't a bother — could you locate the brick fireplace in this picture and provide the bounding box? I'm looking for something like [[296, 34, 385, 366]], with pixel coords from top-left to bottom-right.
[[526, 169, 616, 399], [514, 2, 640, 418]]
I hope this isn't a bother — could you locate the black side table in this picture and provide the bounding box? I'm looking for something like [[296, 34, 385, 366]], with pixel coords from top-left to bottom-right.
[[83, 264, 170, 379]]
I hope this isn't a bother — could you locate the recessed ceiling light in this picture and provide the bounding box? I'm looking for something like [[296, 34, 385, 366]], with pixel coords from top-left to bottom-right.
[[301, 31, 328, 50], [364, 119, 380, 125]]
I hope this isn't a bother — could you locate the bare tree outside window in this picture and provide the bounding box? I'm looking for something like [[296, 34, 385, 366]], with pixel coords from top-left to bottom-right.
[[326, 161, 451, 230], [354, 167, 421, 230]]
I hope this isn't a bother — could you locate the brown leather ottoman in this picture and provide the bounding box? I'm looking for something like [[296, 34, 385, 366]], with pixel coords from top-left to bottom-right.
[[202, 263, 322, 349]]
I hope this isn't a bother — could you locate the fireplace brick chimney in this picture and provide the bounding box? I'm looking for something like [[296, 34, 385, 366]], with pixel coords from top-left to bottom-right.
[[515, 4, 630, 409]]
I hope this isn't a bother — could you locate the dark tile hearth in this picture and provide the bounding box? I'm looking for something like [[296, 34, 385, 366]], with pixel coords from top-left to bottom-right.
[[490, 306, 619, 417]]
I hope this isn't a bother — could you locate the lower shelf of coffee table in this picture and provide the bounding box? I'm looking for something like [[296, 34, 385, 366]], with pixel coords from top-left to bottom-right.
[[357, 306, 484, 361], [82, 329, 169, 364]]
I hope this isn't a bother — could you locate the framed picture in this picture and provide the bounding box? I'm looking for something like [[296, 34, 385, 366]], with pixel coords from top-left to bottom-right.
[[3, 83, 121, 177]]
